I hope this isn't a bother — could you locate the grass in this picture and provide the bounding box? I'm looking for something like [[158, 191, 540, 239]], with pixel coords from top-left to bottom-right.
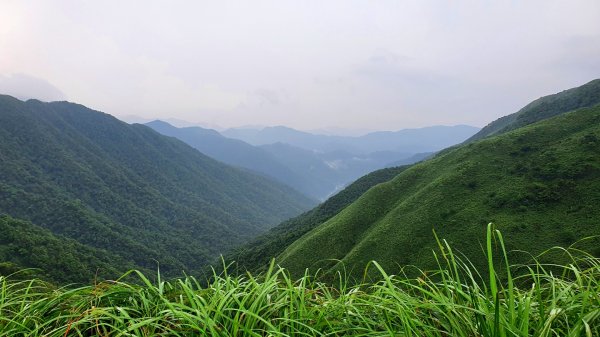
[[1, 225, 598, 336]]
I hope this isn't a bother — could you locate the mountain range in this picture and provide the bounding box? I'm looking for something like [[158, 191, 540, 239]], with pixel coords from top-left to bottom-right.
[[222, 124, 479, 154]]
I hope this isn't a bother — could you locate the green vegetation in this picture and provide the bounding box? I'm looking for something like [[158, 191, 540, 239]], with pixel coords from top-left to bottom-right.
[[278, 104, 600, 278], [225, 166, 409, 273], [1, 227, 598, 336], [2, 79, 599, 335], [0, 215, 133, 284], [0, 95, 314, 282], [466, 79, 600, 142]]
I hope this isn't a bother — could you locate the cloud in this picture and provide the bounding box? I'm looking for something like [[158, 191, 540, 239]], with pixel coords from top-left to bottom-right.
[[353, 50, 447, 93], [0, 73, 66, 102], [1, 1, 599, 130], [553, 35, 600, 78], [254, 88, 282, 106]]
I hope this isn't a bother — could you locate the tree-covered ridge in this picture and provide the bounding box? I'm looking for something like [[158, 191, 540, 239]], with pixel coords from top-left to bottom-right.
[[466, 78, 600, 142], [0, 95, 314, 282], [224, 166, 409, 273], [278, 104, 600, 278], [0, 215, 137, 284]]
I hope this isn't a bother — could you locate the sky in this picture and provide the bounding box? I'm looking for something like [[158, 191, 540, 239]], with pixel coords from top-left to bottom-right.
[[1, 1, 599, 132]]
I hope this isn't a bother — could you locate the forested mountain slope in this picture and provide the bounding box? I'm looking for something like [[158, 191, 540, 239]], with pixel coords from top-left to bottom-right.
[[278, 104, 600, 278], [466, 79, 600, 142], [0, 95, 314, 281], [0, 215, 132, 284]]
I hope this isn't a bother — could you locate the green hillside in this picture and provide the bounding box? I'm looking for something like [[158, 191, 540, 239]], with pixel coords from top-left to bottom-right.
[[225, 166, 409, 272], [0, 95, 314, 282], [466, 78, 600, 142], [0, 215, 134, 284], [278, 104, 600, 278]]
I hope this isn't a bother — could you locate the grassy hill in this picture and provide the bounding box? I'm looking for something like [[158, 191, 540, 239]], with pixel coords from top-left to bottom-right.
[[0, 95, 314, 282], [225, 166, 409, 273], [466, 79, 600, 142], [277, 104, 600, 278]]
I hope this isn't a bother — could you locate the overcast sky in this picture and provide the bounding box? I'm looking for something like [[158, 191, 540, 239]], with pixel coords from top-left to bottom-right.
[[1, 1, 599, 131]]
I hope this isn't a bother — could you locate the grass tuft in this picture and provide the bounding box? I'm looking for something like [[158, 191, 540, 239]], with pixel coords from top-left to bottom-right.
[[1, 227, 598, 336]]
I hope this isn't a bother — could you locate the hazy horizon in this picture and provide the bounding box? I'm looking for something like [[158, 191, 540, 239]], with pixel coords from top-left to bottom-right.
[[1, 1, 599, 130], [119, 113, 479, 135]]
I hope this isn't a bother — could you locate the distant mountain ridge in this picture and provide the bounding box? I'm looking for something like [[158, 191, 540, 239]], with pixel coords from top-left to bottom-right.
[[222, 124, 479, 154], [0, 95, 314, 283]]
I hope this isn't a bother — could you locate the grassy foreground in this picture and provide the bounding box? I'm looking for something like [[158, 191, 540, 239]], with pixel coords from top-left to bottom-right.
[[1, 226, 598, 336]]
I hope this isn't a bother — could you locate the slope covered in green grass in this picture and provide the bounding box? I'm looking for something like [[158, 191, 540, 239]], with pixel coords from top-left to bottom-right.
[[225, 166, 409, 273], [0, 95, 314, 282], [466, 78, 600, 142], [278, 104, 600, 278]]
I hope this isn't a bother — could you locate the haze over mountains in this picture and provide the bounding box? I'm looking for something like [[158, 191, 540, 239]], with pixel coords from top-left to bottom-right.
[[148, 121, 477, 200], [221, 124, 479, 154]]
